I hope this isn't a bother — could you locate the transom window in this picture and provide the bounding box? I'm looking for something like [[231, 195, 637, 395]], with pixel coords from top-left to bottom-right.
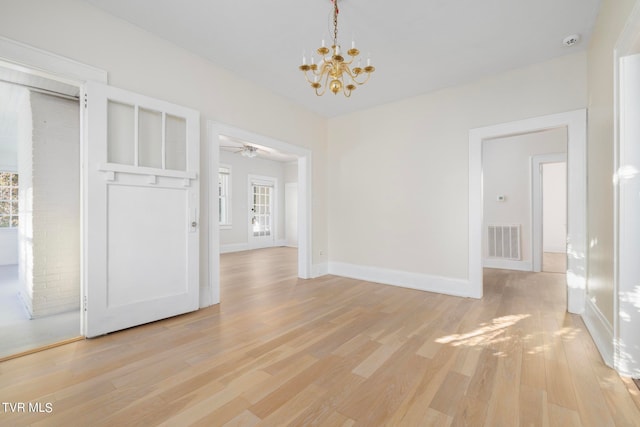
[[0, 172, 19, 228]]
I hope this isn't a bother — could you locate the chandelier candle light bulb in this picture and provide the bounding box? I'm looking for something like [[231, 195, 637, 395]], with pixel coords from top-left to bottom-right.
[[299, 0, 375, 97]]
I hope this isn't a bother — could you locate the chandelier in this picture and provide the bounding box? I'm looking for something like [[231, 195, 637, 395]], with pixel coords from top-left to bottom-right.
[[299, 0, 375, 97]]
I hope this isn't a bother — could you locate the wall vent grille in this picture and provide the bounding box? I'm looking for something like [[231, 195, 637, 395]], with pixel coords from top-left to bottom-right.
[[488, 224, 521, 260]]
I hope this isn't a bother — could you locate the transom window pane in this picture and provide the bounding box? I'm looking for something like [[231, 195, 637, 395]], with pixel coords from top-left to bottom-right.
[[165, 114, 186, 171], [138, 107, 163, 168], [107, 100, 135, 165], [106, 101, 187, 172]]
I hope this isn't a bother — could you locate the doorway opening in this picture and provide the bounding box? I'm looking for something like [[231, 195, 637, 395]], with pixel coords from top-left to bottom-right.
[[536, 157, 568, 274], [469, 109, 587, 313], [481, 129, 567, 275], [0, 72, 82, 360], [208, 122, 312, 305]]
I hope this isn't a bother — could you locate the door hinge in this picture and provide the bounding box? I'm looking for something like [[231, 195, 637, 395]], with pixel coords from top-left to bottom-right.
[[83, 295, 88, 312], [83, 93, 88, 109]]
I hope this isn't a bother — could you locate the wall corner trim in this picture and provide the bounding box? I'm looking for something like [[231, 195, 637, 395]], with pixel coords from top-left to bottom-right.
[[312, 262, 329, 278]]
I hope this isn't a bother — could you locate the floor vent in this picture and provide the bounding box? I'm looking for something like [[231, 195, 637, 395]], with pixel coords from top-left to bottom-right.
[[488, 224, 521, 260]]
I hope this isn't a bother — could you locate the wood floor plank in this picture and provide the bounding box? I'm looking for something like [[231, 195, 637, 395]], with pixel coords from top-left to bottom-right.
[[222, 409, 261, 427], [0, 248, 638, 426], [429, 371, 471, 416]]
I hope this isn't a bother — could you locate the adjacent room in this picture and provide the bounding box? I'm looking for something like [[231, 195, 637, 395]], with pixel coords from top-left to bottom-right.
[[0, 0, 639, 425], [0, 78, 81, 359]]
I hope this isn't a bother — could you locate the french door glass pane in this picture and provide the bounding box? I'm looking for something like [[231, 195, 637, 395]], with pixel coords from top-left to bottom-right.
[[138, 107, 163, 168], [165, 114, 186, 171], [107, 100, 135, 165], [252, 185, 272, 237]]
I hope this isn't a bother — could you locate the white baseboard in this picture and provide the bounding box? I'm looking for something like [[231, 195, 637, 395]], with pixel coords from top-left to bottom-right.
[[312, 262, 329, 278], [220, 243, 250, 254], [220, 240, 290, 254], [483, 258, 532, 272], [582, 297, 614, 368], [543, 247, 566, 254], [328, 262, 477, 298]]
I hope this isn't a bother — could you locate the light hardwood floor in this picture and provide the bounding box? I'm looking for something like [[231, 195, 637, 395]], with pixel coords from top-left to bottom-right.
[[0, 247, 638, 426]]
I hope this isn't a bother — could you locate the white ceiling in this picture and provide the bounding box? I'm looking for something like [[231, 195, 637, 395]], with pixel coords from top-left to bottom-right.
[[85, 0, 601, 118]]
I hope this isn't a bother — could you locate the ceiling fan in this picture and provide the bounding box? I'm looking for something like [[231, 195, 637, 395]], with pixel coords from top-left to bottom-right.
[[220, 144, 259, 158]]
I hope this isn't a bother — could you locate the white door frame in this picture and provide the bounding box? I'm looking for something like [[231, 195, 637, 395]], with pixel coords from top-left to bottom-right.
[[0, 37, 107, 337], [247, 174, 277, 249], [208, 122, 313, 304], [469, 109, 587, 312], [613, 1, 640, 378], [531, 153, 567, 272]]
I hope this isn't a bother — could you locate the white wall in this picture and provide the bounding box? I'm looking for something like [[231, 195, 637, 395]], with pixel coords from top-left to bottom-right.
[[328, 53, 587, 295], [586, 0, 637, 327], [19, 92, 80, 318], [0, 0, 328, 305], [219, 150, 286, 252], [542, 162, 567, 253], [483, 128, 567, 267], [0, 229, 17, 265]]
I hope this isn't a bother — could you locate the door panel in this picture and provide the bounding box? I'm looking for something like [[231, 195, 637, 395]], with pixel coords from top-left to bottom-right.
[[107, 185, 187, 307], [84, 81, 199, 337]]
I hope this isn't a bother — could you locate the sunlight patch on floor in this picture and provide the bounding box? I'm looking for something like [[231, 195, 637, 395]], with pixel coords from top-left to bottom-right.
[[435, 314, 531, 348]]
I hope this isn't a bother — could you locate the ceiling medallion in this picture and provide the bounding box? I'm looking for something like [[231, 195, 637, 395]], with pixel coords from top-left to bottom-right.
[[299, 0, 375, 97]]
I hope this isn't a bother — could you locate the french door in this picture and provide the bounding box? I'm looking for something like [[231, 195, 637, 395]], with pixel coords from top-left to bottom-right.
[[248, 176, 276, 249], [83, 81, 200, 337]]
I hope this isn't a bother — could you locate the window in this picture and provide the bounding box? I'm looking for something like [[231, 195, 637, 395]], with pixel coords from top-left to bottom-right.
[[219, 166, 231, 228], [0, 172, 18, 228]]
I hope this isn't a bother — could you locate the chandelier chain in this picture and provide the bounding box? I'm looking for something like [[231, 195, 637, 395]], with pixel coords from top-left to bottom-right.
[[333, 0, 339, 46]]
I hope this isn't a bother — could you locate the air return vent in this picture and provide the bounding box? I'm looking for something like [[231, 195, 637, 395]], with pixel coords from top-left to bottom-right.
[[488, 225, 521, 260]]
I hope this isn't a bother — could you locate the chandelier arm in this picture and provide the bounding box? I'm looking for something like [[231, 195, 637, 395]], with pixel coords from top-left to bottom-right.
[[302, 70, 315, 85], [343, 67, 372, 86], [343, 83, 352, 97], [342, 56, 356, 66], [315, 70, 332, 96]]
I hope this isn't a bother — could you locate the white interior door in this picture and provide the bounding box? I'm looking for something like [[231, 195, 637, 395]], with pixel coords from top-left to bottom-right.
[[248, 176, 275, 249], [84, 81, 199, 337]]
